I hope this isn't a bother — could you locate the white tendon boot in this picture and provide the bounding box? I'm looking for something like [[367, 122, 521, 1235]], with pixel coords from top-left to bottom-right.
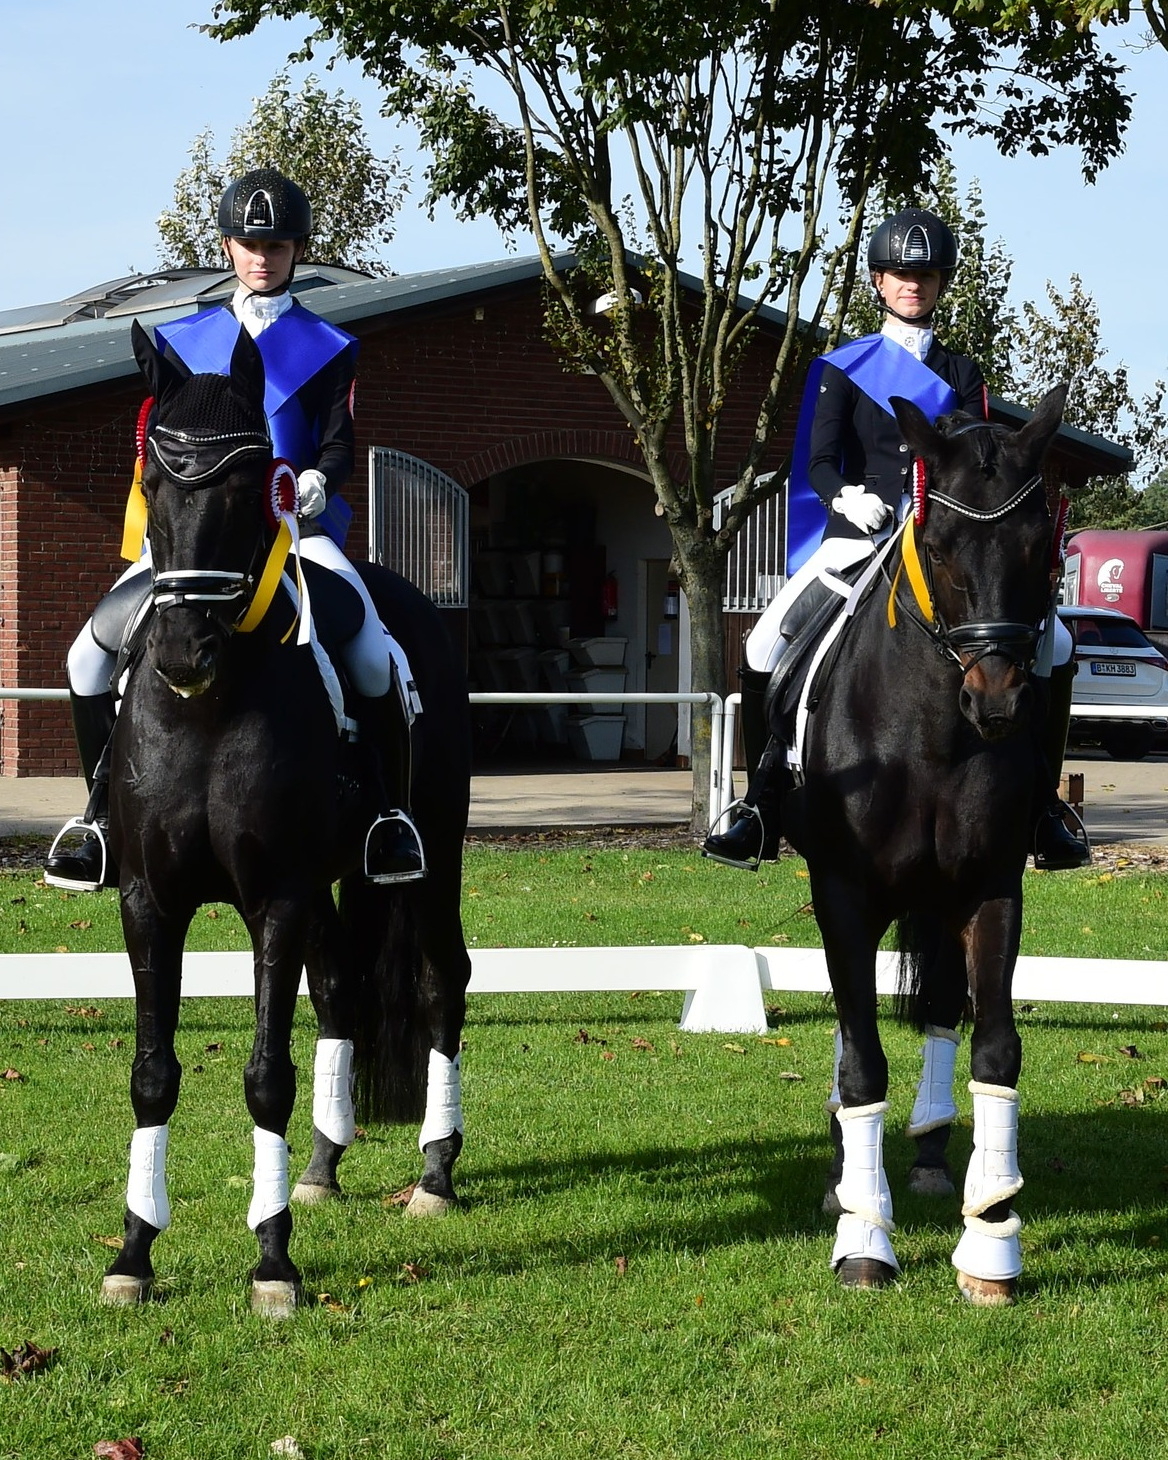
[[831, 1101, 900, 1276], [127, 1124, 171, 1230], [906, 1025, 960, 1138], [417, 1049, 464, 1152], [312, 1037, 356, 1147], [951, 1081, 1024, 1286], [825, 1025, 843, 1117], [247, 1127, 290, 1231]]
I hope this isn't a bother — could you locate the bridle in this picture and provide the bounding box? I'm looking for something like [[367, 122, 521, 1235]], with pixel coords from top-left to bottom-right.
[[892, 420, 1054, 678]]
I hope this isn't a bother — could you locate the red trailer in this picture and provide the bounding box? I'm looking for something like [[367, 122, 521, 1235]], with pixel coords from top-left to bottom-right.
[[1063, 530, 1168, 651]]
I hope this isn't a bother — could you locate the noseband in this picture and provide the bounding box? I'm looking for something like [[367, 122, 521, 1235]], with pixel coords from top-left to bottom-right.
[[898, 421, 1048, 677]]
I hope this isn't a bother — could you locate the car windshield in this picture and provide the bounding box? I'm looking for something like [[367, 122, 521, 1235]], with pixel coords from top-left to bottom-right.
[[1070, 617, 1152, 650]]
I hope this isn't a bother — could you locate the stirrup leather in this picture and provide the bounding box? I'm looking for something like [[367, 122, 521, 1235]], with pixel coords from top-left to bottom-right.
[[364, 809, 428, 885], [44, 817, 109, 892], [702, 799, 765, 871]]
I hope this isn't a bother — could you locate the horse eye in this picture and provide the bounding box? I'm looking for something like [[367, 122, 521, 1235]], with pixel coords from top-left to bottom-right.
[[926, 545, 944, 566]]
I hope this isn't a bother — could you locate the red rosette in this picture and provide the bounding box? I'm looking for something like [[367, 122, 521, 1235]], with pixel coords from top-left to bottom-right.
[[265, 459, 298, 530], [912, 457, 928, 527], [135, 397, 154, 468]]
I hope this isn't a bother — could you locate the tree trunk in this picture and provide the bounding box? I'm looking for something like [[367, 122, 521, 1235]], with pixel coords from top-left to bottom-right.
[[679, 556, 727, 835]]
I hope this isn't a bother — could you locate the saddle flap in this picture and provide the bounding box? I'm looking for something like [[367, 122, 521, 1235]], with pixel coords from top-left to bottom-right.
[[92, 573, 153, 656]]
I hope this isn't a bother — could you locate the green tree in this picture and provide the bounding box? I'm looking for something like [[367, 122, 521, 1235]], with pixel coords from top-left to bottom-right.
[[208, 1, 1130, 820], [157, 70, 407, 273]]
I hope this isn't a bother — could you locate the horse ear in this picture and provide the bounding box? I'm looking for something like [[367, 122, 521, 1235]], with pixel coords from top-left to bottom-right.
[[131, 319, 190, 403], [228, 325, 266, 407], [1012, 384, 1068, 473], [890, 395, 946, 465]]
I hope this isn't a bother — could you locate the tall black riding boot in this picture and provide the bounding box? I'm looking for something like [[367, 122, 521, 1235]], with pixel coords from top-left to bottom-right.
[[702, 666, 790, 870], [1032, 659, 1090, 871], [44, 691, 119, 892], [359, 687, 427, 885]]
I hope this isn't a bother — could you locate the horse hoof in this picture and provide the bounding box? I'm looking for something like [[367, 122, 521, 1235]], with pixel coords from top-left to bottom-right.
[[100, 1274, 152, 1306], [956, 1271, 1016, 1307], [291, 1181, 339, 1206], [405, 1187, 456, 1218], [836, 1257, 898, 1290], [251, 1280, 299, 1318], [821, 1188, 843, 1218], [907, 1165, 956, 1198]]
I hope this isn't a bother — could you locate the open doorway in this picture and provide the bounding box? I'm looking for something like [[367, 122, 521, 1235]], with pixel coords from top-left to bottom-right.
[[643, 558, 681, 763]]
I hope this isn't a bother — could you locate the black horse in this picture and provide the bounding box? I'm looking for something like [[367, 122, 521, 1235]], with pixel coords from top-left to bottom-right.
[[782, 385, 1068, 1305], [99, 322, 472, 1316]]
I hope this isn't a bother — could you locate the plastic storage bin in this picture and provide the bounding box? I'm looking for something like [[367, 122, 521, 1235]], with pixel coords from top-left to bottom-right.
[[567, 714, 625, 761], [567, 636, 628, 667]]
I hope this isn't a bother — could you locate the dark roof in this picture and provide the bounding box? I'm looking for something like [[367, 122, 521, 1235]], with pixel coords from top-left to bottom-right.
[[0, 256, 1133, 476]]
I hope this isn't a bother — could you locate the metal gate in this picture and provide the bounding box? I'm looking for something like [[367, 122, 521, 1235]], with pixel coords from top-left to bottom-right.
[[368, 448, 470, 608], [714, 477, 786, 612]]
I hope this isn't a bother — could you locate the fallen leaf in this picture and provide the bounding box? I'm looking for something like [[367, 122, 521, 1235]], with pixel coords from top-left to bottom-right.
[[205, 909, 220, 921], [776, 1071, 804, 1081], [383, 1184, 416, 1207], [600, 1050, 615, 1061], [614, 1255, 628, 1276], [399, 1261, 427, 1284], [54, 946, 69, 955], [92, 1441, 142, 1460], [357, 1276, 373, 1289], [316, 1293, 349, 1313], [92, 1234, 124, 1250], [1146, 1076, 1167, 1091], [1119, 1088, 1146, 1106], [723, 1043, 747, 1055], [270, 1440, 305, 1459], [1077, 1052, 1109, 1064], [630, 1037, 655, 1052], [204, 1043, 223, 1053], [68, 919, 92, 931], [1118, 1045, 1143, 1060], [66, 1006, 102, 1019], [3, 1069, 24, 1082], [0, 1339, 58, 1382]]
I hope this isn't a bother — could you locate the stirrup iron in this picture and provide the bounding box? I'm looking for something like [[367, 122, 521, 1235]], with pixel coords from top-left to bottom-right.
[[44, 817, 109, 892], [364, 809, 428, 885], [702, 799, 765, 871]]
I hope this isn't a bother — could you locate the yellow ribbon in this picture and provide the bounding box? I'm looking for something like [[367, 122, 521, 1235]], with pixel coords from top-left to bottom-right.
[[119, 459, 148, 564], [237, 517, 294, 635], [887, 518, 934, 628]]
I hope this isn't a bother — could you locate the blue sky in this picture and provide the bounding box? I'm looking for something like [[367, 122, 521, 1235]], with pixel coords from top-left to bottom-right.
[[2, 2, 1165, 400]]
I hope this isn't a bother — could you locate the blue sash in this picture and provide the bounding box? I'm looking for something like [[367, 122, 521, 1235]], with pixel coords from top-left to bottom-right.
[[785, 334, 958, 575], [154, 304, 356, 548]]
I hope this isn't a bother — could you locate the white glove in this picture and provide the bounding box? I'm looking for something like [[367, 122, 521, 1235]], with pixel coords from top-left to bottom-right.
[[831, 483, 892, 534], [296, 469, 327, 519]]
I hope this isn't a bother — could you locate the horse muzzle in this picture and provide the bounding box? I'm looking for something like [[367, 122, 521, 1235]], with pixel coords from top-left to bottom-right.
[[950, 621, 1037, 743]]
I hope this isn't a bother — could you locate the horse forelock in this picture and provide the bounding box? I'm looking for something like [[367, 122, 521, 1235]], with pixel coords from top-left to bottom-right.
[[148, 371, 270, 488]]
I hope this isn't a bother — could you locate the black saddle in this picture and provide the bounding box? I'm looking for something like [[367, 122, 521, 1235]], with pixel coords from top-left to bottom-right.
[[765, 559, 869, 738]]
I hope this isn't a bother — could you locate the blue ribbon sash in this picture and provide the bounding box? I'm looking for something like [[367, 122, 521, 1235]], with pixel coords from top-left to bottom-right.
[[785, 334, 959, 575]]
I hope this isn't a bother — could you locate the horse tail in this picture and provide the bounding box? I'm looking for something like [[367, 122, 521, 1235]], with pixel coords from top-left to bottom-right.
[[338, 875, 430, 1125], [894, 910, 934, 1032], [895, 910, 970, 1034]]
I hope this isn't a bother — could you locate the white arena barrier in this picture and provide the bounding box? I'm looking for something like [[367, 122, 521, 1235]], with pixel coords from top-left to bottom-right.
[[0, 947, 1163, 1034]]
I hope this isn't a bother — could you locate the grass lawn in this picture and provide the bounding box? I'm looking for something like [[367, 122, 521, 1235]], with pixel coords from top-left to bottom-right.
[[0, 847, 1165, 1457]]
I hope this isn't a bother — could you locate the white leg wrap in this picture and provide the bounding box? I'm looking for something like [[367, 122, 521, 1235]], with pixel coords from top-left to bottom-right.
[[247, 1127, 289, 1231], [312, 1038, 356, 1147], [952, 1213, 1023, 1281], [417, 1049, 464, 1153], [831, 1101, 899, 1272], [127, 1124, 171, 1231], [962, 1081, 1023, 1216], [825, 1025, 843, 1115], [906, 1025, 960, 1138]]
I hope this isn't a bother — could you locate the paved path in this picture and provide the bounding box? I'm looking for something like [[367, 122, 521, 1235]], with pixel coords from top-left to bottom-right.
[[2, 751, 1167, 846]]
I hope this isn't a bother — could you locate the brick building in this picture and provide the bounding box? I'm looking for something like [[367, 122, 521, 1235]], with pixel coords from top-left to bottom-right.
[[0, 256, 1131, 777]]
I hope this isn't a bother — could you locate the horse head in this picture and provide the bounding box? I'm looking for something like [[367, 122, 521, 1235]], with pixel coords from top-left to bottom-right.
[[891, 384, 1068, 742], [131, 320, 273, 697]]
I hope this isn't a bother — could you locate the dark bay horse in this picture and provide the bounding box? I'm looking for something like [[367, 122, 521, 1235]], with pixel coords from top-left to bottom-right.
[[782, 385, 1068, 1305], [100, 322, 472, 1316]]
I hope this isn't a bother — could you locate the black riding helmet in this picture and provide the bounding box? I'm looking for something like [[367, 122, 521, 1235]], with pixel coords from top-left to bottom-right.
[[867, 207, 958, 277], [218, 168, 312, 241]]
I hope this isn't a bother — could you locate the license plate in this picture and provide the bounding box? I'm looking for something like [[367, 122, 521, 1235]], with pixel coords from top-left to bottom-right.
[[1090, 660, 1137, 676]]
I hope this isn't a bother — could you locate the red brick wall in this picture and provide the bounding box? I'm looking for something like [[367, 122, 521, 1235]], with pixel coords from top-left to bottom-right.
[[0, 281, 792, 774]]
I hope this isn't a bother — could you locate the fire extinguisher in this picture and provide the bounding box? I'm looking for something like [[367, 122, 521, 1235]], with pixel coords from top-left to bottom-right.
[[663, 578, 680, 619], [601, 572, 619, 620]]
